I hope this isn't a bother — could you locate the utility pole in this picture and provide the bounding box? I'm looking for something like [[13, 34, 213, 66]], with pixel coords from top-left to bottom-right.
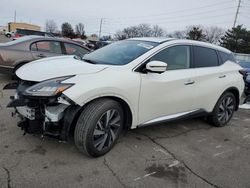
[[14, 10, 16, 22], [233, 0, 241, 28], [99, 18, 103, 39]]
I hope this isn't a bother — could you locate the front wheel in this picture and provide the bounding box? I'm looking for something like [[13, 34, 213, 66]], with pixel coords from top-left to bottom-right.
[[208, 92, 236, 127], [74, 99, 124, 157]]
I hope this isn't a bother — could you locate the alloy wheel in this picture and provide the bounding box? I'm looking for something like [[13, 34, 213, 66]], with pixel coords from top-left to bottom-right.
[[218, 96, 235, 124], [93, 109, 121, 151]]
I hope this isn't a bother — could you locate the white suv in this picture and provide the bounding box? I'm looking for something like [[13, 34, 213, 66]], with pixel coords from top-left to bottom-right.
[[6, 38, 245, 157]]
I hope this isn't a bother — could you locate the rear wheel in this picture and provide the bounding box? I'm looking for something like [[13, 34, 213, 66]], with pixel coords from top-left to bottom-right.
[[6, 33, 11, 38], [74, 99, 124, 157], [208, 92, 236, 127]]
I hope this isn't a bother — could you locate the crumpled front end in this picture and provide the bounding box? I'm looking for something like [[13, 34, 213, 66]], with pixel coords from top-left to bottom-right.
[[6, 80, 81, 140]]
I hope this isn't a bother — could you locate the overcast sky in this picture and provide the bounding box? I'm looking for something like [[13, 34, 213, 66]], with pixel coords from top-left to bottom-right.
[[1, 0, 250, 35]]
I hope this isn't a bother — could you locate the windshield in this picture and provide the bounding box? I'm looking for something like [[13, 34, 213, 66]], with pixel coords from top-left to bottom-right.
[[82, 40, 158, 65]]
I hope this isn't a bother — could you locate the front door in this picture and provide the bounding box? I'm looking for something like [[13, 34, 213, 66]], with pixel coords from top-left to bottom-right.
[[138, 45, 198, 125]]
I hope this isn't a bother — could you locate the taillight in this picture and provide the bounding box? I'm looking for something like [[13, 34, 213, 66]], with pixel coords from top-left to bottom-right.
[[15, 33, 20, 38]]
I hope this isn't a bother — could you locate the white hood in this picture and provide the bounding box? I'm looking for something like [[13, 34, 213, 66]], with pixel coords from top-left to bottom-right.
[[16, 56, 109, 82]]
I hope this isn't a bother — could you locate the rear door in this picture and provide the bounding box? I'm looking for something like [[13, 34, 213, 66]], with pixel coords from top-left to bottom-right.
[[30, 40, 63, 60], [192, 46, 227, 111]]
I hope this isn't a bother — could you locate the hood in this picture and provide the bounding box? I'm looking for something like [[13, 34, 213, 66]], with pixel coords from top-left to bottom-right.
[[16, 56, 109, 82]]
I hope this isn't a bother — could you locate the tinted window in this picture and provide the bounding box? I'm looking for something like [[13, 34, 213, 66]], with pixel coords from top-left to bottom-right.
[[64, 43, 89, 56], [219, 51, 236, 63], [194, 46, 219, 68], [83, 40, 158, 65], [150, 45, 190, 70], [31, 41, 62, 54]]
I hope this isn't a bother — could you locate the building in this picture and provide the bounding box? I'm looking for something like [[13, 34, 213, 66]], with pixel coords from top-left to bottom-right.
[[8, 22, 41, 32]]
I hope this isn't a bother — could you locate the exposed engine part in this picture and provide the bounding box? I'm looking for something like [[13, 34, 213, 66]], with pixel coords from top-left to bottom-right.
[[45, 104, 69, 122]]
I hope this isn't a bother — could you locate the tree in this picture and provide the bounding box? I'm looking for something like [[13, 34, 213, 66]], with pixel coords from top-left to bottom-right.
[[204, 26, 224, 44], [114, 31, 127, 40], [136, 24, 152, 37], [151, 25, 165, 37], [186, 26, 206, 41], [61, 22, 75, 38], [45, 19, 58, 33], [168, 30, 186, 39], [114, 24, 166, 39], [220, 25, 250, 53], [75, 23, 85, 39]]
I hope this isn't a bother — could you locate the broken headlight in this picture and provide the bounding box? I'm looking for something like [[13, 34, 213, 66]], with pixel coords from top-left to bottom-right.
[[24, 76, 75, 97]]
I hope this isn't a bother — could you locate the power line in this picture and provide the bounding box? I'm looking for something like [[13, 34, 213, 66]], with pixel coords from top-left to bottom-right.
[[105, 0, 235, 20], [103, 7, 236, 26]]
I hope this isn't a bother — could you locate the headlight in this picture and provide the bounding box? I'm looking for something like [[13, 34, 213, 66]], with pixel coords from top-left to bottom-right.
[[24, 76, 75, 96]]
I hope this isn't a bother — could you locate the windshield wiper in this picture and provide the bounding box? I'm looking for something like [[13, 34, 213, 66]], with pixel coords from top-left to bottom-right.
[[82, 58, 97, 64]]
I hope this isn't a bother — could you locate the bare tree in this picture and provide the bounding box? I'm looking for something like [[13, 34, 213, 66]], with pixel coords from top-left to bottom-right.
[[75, 23, 85, 39], [114, 30, 127, 40], [115, 24, 166, 39], [204, 26, 225, 44], [45, 19, 58, 33], [151, 25, 165, 37], [168, 30, 186, 39], [137, 24, 152, 37]]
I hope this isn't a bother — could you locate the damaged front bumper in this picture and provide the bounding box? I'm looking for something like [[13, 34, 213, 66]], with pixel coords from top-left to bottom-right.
[[6, 81, 81, 141]]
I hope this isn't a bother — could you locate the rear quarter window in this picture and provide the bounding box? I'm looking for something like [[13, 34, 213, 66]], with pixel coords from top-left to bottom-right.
[[193, 46, 219, 68], [219, 51, 236, 64]]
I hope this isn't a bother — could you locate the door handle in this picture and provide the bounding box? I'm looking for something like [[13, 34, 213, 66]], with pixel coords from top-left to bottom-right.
[[37, 54, 46, 58], [219, 75, 226, 78], [184, 80, 195, 85]]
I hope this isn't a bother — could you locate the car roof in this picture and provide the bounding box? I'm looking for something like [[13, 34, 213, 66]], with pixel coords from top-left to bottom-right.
[[127, 37, 175, 43], [4, 36, 90, 51], [127, 37, 232, 54]]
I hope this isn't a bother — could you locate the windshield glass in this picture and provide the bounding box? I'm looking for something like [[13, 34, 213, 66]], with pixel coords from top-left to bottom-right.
[[82, 40, 158, 65]]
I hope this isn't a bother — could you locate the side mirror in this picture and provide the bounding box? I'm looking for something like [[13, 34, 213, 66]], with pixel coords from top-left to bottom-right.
[[146, 61, 168, 73]]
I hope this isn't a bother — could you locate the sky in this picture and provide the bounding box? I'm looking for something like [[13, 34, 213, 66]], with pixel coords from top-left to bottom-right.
[[0, 0, 250, 35]]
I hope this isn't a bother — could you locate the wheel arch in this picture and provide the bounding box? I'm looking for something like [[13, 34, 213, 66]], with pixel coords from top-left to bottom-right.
[[13, 61, 29, 74], [221, 87, 240, 111], [65, 96, 134, 141]]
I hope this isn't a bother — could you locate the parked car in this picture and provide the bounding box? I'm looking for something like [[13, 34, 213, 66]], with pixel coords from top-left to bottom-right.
[[0, 36, 90, 75], [238, 61, 250, 95], [5, 31, 15, 38], [5, 38, 245, 157], [13, 29, 55, 40]]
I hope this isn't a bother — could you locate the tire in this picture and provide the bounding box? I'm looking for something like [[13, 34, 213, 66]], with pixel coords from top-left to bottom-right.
[[6, 34, 11, 38], [208, 92, 236, 127], [74, 99, 124, 157]]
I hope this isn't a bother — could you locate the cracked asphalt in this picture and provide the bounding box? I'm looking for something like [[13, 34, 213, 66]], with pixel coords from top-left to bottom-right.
[[1, 72, 250, 188]]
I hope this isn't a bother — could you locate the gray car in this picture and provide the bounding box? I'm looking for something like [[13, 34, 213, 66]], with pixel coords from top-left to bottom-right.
[[0, 36, 90, 75]]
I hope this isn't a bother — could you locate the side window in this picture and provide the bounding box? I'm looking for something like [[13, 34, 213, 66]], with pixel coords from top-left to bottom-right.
[[219, 51, 236, 64], [194, 46, 219, 67], [64, 43, 89, 56], [32, 41, 62, 54], [30, 43, 37, 51], [150, 45, 191, 70]]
